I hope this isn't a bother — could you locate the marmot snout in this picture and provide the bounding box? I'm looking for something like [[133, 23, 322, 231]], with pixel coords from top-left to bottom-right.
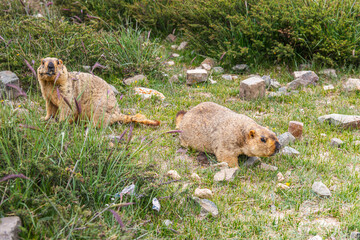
[[176, 102, 280, 167]]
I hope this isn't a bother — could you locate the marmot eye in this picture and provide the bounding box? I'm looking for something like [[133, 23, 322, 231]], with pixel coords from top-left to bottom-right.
[[42, 60, 45, 65], [57, 60, 60, 65], [261, 137, 267, 143]]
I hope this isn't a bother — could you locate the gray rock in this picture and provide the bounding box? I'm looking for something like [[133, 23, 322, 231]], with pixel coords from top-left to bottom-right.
[[109, 84, 119, 95], [323, 84, 335, 91], [201, 58, 216, 70], [278, 87, 287, 93], [163, 219, 173, 226], [287, 71, 319, 90], [319, 69, 337, 78], [244, 157, 260, 167], [280, 146, 300, 156], [0, 71, 20, 100], [239, 76, 266, 100], [343, 78, 360, 91], [262, 75, 281, 89], [0, 216, 22, 240], [83, 65, 91, 71], [186, 69, 208, 85], [213, 67, 224, 74], [262, 75, 271, 85], [201, 63, 212, 71], [278, 132, 295, 147], [318, 114, 360, 129], [312, 181, 331, 197], [221, 74, 232, 81], [232, 64, 249, 72], [350, 232, 360, 239], [123, 74, 147, 85], [177, 41, 188, 50], [330, 138, 344, 147], [166, 34, 177, 42], [213, 168, 238, 181], [268, 92, 283, 98], [193, 197, 219, 216], [260, 163, 278, 171]]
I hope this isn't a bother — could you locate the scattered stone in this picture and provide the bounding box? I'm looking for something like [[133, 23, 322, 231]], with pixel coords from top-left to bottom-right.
[[152, 197, 161, 211], [186, 69, 208, 85], [209, 77, 217, 84], [201, 58, 216, 70], [172, 53, 180, 58], [201, 63, 211, 71], [0, 216, 22, 240], [308, 236, 322, 240], [262, 75, 281, 89], [277, 183, 289, 190], [166, 34, 177, 42], [169, 75, 180, 84], [350, 232, 360, 239], [278, 87, 287, 93], [82, 65, 91, 71], [167, 170, 181, 180], [177, 41, 188, 50], [232, 64, 249, 72], [163, 219, 173, 226], [239, 76, 266, 100], [0, 71, 20, 100], [213, 67, 224, 74], [193, 197, 219, 216], [194, 188, 213, 199], [171, 45, 178, 50], [211, 162, 229, 169], [260, 163, 278, 171], [213, 168, 238, 181], [244, 157, 260, 167], [330, 138, 344, 147], [280, 146, 300, 156], [232, 75, 239, 80], [343, 78, 360, 91], [134, 87, 165, 100], [353, 140, 360, 146], [191, 173, 201, 181], [278, 132, 296, 147], [319, 69, 337, 78], [323, 84, 335, 91], [221, 74, 232, 81], [288, 121, 303, 139], [277, 172, 285, 182], [318, 114, 360, 129], [165, 61, 175, 66], [287, 71, 319, 89], [123, 74, 147, 85], [268, 92, 283, 98], [312, 181, 331, 197]]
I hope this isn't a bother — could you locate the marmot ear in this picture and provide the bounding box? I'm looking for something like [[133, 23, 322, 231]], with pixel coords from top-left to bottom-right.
[[57, 59, 63, 65], [41, 58, 44, 64], [249, 130, 256, 138]]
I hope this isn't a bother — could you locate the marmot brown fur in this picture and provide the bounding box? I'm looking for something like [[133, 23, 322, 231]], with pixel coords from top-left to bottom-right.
[[176, 102, 280, 167], [37, 57, 160, 127]]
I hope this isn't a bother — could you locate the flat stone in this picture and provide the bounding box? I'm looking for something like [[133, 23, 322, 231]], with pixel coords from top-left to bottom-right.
[[194, 188, 213, 199], [323, 84, 334, 91], [350, 232, 360, 239], [319, 68, 337, 78], [344, 78, 360, 91], [239, 76, 266, 100], [232, 64, 249, 72], [167, 170, 181, 180], [213, 67, 224, 74], [312, 181, 331, 197], [280, 146, 300, 156], [193, 197, 218, 216], [287, 71, 319, 89], [213, 168, 238, 181], [201, 63, 211, 71], [201, 58, 216, 69], [278, 132, 295, 146], [330, 138, 344, 147], [134, 87, 165, 100], [0, 216, 22, 240], [260, 163, 278, 171], [318, 114, 360, 129], [177, 41, 188, 50], [244, 157, 260, 167], [123, 74, 147, 85], [172, 53, 180, 58], [186, 69, 208, 85], [222, 74, 232, 81], [0, 71, 20, 100], [288, 121, 303, 139], [166, 34, 177, 42]]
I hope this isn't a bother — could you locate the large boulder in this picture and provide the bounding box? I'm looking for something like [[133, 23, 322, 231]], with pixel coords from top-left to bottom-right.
[[287, 71, 319, 89]]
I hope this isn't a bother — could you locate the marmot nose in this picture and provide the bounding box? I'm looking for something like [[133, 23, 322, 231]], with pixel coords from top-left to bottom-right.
[[48, 62, 54, 70]]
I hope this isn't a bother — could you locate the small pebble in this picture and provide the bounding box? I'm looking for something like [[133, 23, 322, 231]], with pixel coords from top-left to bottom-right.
[[277, 172, 285, 182], [167, 170, 181, 180], [194, 188, 213, 199], [260, 163, 278, 171], [191, 173, 201, 181]]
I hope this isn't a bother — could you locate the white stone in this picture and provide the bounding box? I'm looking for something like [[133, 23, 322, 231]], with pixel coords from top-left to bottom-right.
[[277, 172, 285, 182], [163, 219, 173, 226], [330, 138, 344, 147], [177, 41, 188, 50], [191, 173, 201, 181], [167, 170, 181, 180], [318, 114, 360, 129], [312, 181, 331, 196], [232, 64, 249, 72], [201, 63, 212, 71], [123, 74, 147, 85], [194, 188, 213, 199], [214, 168, 238, 181], [222, 74, 232, 81], [260, 163, 278, 171], [280, 146, 300, 156], [172, 53, 180, 58], [186, 69, 208, 85], [213, 67, 224, 74], [134, 87, 165, 100], [165, 61, 175, 66], [0, 216, 22, 240], [171, 45, 178, 50], [344, 78, 360, 91], [323, 84, 334, 91], [0, 71, 20, 99], [239, 76, 266, 100], [193, 197, 218, 216]]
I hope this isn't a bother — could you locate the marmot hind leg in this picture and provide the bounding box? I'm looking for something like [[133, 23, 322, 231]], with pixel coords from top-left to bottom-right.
[[175, 110, 187, 129], [110, 113, 160, 126]]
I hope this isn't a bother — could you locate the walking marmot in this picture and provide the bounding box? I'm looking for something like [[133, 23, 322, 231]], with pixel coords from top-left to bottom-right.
[[175, 102, 280, 167], [37, 57, 160, 127]]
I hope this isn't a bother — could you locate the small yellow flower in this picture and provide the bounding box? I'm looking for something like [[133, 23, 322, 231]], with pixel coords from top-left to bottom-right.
[[135, 81, 137, 83], [160, 56, 162, 58], [18, 105, 21, 108], [285, 182, 290, 186], [0, 100, 3, 103], [17, 54, 19, 56]]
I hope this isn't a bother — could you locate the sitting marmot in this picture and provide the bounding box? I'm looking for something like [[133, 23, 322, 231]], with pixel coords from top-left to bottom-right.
[[175, 102, 280, 167], [37, 57, 159, 127]]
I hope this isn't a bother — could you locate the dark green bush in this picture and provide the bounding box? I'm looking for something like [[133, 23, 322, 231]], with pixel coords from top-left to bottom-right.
[[129, 0, 360, 67]]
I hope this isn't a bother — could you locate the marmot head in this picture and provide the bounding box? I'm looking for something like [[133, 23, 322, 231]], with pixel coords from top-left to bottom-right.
[[243, 127, 281, 157], [37, 57, 66, 82]]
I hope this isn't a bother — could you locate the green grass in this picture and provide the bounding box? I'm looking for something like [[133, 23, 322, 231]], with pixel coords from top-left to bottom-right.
[[1, 1, 360, 239]]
